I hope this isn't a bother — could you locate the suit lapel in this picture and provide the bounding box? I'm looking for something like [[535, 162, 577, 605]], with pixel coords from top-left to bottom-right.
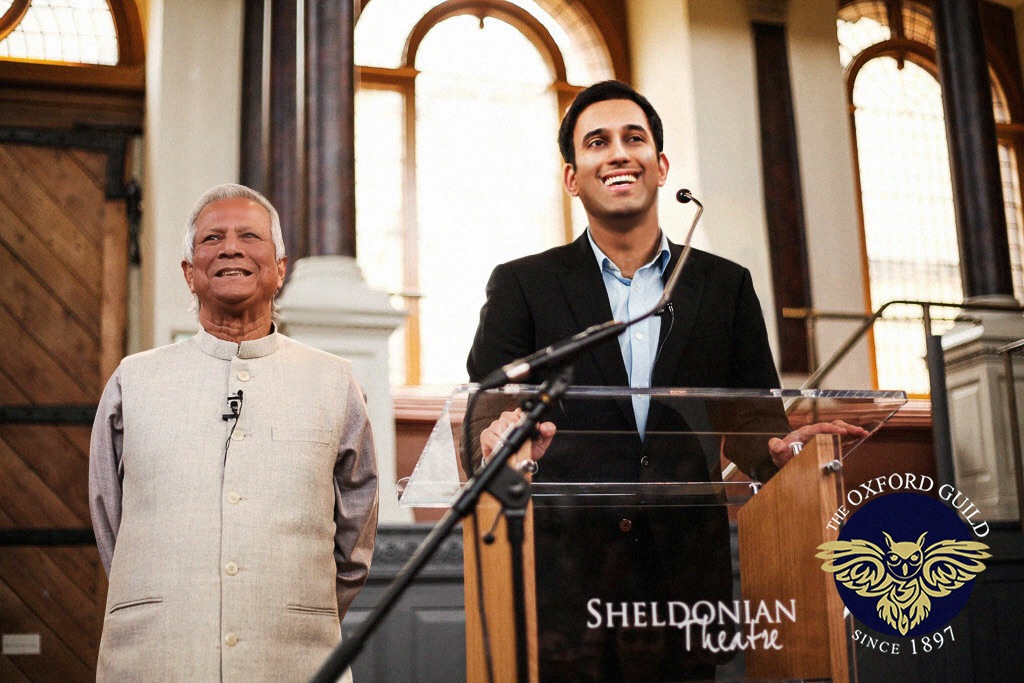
[[652, 241, 705, 387], [557, 234, 630, 388]]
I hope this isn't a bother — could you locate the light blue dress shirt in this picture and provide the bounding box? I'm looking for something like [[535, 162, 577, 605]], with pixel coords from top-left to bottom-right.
[[587, 229, 671, 438]]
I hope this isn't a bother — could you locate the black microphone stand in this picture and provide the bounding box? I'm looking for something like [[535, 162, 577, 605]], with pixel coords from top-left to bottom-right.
[[309, 369, 574, 683]]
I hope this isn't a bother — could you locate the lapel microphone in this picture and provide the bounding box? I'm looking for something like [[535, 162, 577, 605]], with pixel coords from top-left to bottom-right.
[[222, 390, 244, 421]]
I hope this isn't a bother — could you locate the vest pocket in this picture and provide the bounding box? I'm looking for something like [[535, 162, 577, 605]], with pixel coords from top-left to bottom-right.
[[286, 603, 338, 617], [108, 596, 164, 615], [273, 426, 333, 444]]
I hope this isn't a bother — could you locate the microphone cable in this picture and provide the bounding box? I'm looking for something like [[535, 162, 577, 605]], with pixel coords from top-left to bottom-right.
[[651, 301, 675, 375]]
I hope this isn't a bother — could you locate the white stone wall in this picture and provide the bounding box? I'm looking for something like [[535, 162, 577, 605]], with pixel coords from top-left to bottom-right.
[[141, 0, 244, 351]]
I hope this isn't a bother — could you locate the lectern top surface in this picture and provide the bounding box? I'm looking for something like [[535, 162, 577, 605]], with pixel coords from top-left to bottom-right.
[[398, 386, 907, 508]]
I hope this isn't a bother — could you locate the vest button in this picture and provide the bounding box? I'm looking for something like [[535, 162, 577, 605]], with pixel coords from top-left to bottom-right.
[[227, 492, 241, 505], [237, 370, 251, 382], [225, 632, 238, 647], [619, 518, 633, 533], [225, 561, 239, 576], [640, 456, 650, 467]]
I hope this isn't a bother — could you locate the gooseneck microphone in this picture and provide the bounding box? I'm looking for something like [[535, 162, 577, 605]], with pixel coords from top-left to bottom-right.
[[476, 189, 704, 390], [658, 188, 702, 313]]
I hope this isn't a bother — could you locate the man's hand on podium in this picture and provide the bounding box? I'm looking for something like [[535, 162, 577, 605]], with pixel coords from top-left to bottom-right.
[[480, 408, 557, 465], [767, 419, 869, 468]]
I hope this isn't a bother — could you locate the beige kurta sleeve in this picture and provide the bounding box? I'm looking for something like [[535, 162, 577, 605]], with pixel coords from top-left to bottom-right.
[[333, 376, 379, 618], [89, 367, 125, 576]]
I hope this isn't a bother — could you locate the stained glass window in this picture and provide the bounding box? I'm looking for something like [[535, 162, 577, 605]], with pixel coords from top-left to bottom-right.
[[851, 56, 960, 392], [0, 0, 118, 65], [838, 0, 1024, 394]]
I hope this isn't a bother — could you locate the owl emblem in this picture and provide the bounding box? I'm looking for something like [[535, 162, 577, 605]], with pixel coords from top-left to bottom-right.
[[817, 532, 990, 635]]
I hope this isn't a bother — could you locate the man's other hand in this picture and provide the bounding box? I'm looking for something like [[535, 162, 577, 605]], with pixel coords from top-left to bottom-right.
[[767, 419, 869, 468]]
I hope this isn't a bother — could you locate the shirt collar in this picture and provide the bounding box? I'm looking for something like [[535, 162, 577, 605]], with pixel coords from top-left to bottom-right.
[[195, 322, 281, 360], [586, 228, 671, 278]]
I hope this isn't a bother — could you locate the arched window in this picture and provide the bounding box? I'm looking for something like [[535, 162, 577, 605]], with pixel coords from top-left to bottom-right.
[[838, 0, 1024, 394], [993, 76, 1024, 299], [0, 0, 117, 64], [0, 0, 144, 128], [354, 0, 617, 386]]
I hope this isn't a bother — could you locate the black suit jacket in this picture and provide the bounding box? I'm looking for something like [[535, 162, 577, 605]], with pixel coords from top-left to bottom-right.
[[466, 232, 785, 481]]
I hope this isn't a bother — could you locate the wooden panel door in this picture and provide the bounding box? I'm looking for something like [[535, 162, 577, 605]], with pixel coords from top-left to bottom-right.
[[0, 136, 129, 682]]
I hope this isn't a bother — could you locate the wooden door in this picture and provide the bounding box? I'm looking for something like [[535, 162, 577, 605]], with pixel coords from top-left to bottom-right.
[[0, 134, 130, 682]]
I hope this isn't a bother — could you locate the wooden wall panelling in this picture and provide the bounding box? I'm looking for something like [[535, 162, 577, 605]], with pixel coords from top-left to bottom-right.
[[0, 136, 128, 681]]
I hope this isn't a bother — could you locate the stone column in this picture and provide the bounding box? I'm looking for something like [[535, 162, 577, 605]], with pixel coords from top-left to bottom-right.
[[933, 0, 1014, 301], [306, 0, 356, 258], [242, 0, 408, 522], [277, 258, 407, 523], [933, 0, 1024, 520]]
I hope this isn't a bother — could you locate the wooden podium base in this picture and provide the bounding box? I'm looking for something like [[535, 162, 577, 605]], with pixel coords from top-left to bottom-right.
[[737, 435, 850, 682], [463, 445, 538, 683]]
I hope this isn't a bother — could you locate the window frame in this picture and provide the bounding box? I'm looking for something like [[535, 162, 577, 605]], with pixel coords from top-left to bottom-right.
[[0, 0, 145, 129], [355, 0, 622, 385]]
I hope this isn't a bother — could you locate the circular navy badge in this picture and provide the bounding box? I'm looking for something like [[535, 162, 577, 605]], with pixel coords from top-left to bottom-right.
[[819, 492, 987, 638]]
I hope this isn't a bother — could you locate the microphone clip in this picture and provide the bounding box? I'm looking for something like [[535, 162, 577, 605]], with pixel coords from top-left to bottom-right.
[[222, 390, 244, 421]]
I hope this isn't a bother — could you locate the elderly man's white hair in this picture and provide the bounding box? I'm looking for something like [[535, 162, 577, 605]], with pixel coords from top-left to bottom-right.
[[182, 183, 287, 263]]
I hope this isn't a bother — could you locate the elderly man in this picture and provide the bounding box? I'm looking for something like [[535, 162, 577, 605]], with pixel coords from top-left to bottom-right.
[[89, 183, 378, 682]]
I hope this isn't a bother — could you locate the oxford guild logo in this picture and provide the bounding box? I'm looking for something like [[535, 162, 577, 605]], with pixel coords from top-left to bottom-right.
[[816, 489, 990, 650]]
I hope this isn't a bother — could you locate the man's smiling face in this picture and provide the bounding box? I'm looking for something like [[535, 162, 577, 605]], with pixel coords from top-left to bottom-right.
[[182, 196, 286, 318], [563, 98, 669, 230]]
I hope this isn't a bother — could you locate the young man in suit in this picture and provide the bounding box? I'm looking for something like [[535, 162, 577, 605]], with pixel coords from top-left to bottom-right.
[[468, 80, 810, 474], [466, 81, 859, 681]]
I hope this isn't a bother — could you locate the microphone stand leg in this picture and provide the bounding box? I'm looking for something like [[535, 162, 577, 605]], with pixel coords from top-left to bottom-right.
[[505, 507, 530, 683]]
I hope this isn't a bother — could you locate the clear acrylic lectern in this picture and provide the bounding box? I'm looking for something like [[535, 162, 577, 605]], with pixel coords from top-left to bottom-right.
[[399, 386, 907, 683]]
